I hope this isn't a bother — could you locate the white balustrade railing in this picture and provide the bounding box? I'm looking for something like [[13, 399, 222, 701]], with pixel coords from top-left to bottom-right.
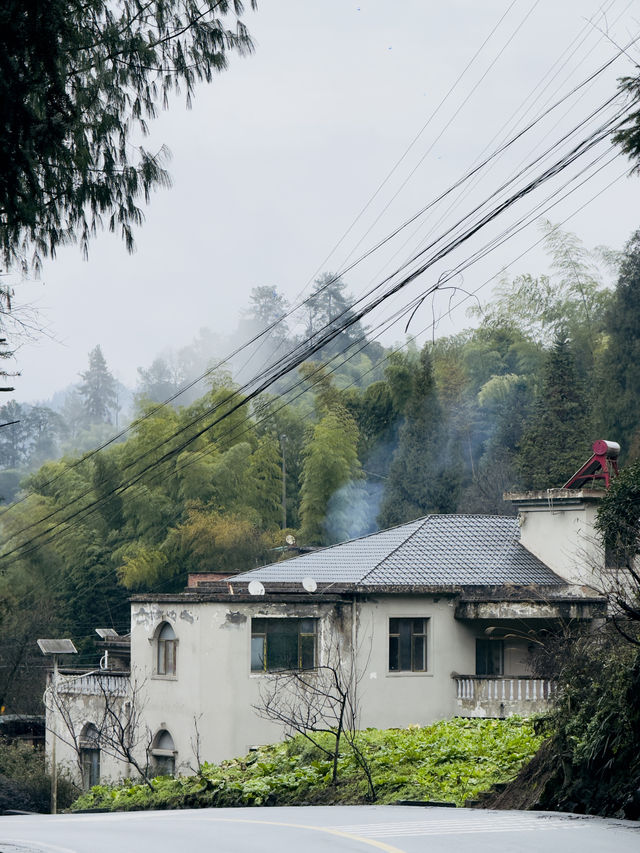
[[454, 676, 556, 703], [56, 672, 129, 697]]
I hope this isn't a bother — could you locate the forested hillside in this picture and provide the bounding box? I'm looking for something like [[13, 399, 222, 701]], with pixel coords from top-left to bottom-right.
[[1, 222, 639, 713]]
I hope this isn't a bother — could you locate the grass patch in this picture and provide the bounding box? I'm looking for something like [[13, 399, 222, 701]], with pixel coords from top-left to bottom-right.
[[71, 717, 544, 812]]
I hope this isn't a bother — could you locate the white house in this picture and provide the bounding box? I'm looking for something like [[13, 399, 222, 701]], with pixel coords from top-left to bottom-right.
[[46, 483, 609, 789]]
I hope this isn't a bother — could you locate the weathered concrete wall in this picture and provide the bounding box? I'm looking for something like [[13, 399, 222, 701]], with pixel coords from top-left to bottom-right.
[[351, 595, 472, 729], [50, 602, 543, 787], [130, 598, 348, 770], [129, 594, 533, 769], [509, 490, 604, 588], [45, 673, 131, 790]]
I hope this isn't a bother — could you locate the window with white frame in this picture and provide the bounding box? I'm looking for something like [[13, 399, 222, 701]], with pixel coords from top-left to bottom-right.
[[251, 618, 317, 672], [155, 622, 177, 676], [388, 618, 428, 672]]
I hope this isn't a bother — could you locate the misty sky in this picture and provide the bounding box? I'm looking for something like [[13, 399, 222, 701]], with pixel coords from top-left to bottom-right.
[[8, 0, 640, 403]]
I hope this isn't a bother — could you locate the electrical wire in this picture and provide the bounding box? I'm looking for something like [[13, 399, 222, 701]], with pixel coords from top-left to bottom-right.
[[3, 159, 628, 622], [1, 28, 633, 525], [0, 116, 626, 568]]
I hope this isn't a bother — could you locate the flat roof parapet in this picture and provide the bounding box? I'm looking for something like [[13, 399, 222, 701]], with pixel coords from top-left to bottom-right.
[[506, 488, 606, 508]]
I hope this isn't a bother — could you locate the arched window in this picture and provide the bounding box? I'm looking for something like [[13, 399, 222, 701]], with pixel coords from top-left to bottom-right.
[[150, 729, 176, 776], [79, 723, 100, 789], [155, 622, 177, 676]]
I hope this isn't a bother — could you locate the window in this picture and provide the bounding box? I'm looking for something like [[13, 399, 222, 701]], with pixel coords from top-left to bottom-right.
[[251, 618, 317, 672], [79, 723, 100, 790], [388, 618, 428, 672], [475, 639, 504, 675], [156, 622, 177, 676], [150, 729, 176, 777]]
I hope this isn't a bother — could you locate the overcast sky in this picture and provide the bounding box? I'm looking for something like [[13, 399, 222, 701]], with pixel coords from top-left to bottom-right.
[[8, 0, 640, 403]]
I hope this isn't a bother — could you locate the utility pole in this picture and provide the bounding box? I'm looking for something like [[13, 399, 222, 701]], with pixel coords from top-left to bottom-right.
[[51, 654, 58, 814], [37, 639, 77, 814], [280, 434, 287, 530]]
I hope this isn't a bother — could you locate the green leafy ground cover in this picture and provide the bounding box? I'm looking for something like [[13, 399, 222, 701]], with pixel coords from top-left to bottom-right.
[[71, 718, 543, 812]]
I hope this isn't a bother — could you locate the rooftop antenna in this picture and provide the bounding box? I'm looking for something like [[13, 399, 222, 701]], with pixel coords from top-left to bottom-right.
[[302, 577, 317, 593]]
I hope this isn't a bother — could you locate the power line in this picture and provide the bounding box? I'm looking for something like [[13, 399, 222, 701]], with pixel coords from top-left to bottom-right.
[[3, 156, 628, 617], [0, 108, 626, 567], [2, 30, 632, 526]]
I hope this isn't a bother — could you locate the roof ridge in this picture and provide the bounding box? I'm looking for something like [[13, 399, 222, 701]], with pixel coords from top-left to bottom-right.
[[356, 515, 432, 586], [233, 514, 430, 580]]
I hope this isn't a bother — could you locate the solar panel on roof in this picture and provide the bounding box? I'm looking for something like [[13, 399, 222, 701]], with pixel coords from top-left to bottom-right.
[[37, 639, 78, 655]]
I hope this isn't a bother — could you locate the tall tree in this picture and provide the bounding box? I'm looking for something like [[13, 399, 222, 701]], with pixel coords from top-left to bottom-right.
[[246, 434, 283, 530], [468, 222, 611, 380], [613, 74, 640, 170], [136, 358, 180, 404], [378, 345, 460, 527], [516, 335, 591, 490], [244, 286, 289, 339], [299, 408, 362, 546], [0, 401, 26, 468], [0, 1, 256, 272], [78, 345, 117, 424], [303, 273, 365, 356], [601, 230, 640, 455], [22, 406, 63, 467]]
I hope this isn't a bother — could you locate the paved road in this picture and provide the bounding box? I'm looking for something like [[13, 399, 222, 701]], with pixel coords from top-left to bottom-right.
[[0, 806, 638, 853]]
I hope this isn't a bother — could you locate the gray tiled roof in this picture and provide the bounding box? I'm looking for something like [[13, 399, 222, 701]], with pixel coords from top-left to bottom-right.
[[235, 514, 564, 587]]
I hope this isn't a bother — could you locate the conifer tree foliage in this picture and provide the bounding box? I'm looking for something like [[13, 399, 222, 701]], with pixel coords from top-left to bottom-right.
[[613, 74, 640, 171], [136, 358, 180, 404], [0, 1, 256, 270], [78, 345, 117, 424], [378, 345, 460, 528], [601, 230, 640, 455], [243, 287, 290, 340], [303, 273, 365, 356], [516, 335, 591, 490]]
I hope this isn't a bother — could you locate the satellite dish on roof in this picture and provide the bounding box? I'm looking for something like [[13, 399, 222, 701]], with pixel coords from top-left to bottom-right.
[[248, 580, 265, 596], [302, 576, 317, 593], [285, 534, 296, 546]]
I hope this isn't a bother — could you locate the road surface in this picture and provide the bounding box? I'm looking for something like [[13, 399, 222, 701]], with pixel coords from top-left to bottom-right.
[[0, 805, 638, 852]]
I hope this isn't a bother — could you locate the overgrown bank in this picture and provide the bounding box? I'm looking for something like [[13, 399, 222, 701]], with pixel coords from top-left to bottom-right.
[[481, 638, 640, 820], [72, 718, 542, 812]]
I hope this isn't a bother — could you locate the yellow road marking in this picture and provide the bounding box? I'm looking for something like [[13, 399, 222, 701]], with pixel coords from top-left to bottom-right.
[[201, 816, 408, 853]]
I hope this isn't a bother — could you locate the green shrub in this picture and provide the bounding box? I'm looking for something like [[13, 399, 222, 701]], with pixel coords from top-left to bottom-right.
[[71, 718, 543, 812], [0, 739, 78, 813]]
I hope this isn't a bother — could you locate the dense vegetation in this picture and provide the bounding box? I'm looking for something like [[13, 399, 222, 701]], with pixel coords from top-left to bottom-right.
[[1, 222, 640, 819], [71, 718, 543, 811], [0, 739, 76, 813], [484, 466, 640, 819], [0, 1, 256, 272], [1, 222, 640, 712]]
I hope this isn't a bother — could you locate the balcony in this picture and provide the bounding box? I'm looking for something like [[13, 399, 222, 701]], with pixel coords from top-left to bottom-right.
[[453, 675, 557, 718], [54, 671, 129, 697]]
